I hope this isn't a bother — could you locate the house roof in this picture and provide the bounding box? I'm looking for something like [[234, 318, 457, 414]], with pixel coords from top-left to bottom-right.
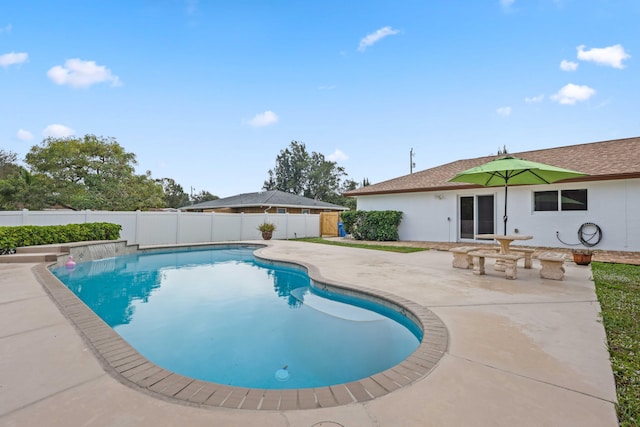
[[346, 136, 640, 197], [180, 190, 349, 211]]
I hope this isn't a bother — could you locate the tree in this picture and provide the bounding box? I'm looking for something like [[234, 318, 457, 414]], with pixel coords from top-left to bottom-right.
[[0, 168, 50, 210], [0, 149, 48, 210], [157, 178, 190, 208], [305, 151, 346, 201], [263, 141, 347, 202], [263, 141, 310, 196], [191, 190, 218, 205], [24, 135, 164, 210], [0, 148, 19, 179]]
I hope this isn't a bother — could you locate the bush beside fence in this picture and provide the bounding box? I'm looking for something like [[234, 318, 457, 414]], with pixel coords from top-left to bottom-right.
[[0, 210, 321, 247], [0, 222, 122, 254]]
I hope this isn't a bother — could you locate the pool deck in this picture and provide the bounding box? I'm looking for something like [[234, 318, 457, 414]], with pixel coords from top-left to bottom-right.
[[0, 240, 618, 426]]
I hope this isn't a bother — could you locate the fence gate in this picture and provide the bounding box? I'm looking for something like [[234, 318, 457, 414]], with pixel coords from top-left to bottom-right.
[[319, 212, 339, 237]]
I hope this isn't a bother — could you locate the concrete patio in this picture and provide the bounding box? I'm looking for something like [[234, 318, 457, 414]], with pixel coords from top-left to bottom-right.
[[0, 240, 618, 426]]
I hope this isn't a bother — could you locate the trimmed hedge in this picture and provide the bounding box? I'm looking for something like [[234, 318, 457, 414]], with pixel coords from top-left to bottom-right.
[[340, 210, 403, 241], [0, 222, 122, 254]]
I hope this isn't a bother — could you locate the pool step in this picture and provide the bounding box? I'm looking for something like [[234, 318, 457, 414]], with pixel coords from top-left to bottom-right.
[[0, 244, 70, 263]]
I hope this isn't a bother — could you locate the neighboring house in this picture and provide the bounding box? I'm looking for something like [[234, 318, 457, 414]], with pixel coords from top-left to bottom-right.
[[180, 190, 349, 214], [345, 137, 640, 252]]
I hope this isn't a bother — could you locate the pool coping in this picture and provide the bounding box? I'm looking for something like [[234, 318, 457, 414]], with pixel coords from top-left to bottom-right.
[[33, 242, 448, 411]]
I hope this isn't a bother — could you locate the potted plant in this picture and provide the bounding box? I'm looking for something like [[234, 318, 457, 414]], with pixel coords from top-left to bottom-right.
[[572, 248, 593, 266], [257, 222, 276, 240]]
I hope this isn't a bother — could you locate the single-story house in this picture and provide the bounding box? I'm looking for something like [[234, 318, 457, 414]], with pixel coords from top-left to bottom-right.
[[180, 190, 349, 214], [345, 136, 640, 252]]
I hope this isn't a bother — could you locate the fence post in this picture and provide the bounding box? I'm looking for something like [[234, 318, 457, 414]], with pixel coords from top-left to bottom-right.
[[210, 212, 215, 242], [21, 209, 28, 225], [285, 212, 289, 239], [175, 210, 181, 244], [240, 212, 244, 240], [135, 210, 141, 245]]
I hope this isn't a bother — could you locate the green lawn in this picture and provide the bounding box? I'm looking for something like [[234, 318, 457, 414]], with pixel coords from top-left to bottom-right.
[[592, 262, 640, 427], [291, 237, 428, 253]]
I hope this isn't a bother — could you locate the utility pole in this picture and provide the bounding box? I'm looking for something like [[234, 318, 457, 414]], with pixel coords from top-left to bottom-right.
[[410, 148, 416, 174]]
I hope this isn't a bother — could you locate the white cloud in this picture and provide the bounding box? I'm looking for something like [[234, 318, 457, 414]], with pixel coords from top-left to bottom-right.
[[247, 110, 279, 127], [327, 149, 348, 162], [577, 44, 630, 69], [497, 106, 512, 117], [0, 52, 28, 68], [358, 26, 399, 52], [560, 59, 578, 71], [47, 58, 122, 88], [16, 129, 33, 141], [524, 94, 544, 104], [551, 83, 595, 105], [42, 124, 75, 138]]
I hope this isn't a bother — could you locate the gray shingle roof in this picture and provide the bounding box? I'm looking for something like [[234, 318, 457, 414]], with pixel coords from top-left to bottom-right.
[[180, 190, 348, 211], [346, 136, 640, 196]]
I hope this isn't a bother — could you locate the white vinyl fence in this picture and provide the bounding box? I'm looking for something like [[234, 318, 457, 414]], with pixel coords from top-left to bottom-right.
[[0, 210, 320, 246]]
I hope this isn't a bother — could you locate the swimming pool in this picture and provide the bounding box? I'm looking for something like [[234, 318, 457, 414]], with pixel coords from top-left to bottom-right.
[[50, 245, 422, 389]]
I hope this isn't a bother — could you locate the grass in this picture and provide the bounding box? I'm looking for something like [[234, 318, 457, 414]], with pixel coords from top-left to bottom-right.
[[291, 237, 428, 253], [592, 261, 640, 427]]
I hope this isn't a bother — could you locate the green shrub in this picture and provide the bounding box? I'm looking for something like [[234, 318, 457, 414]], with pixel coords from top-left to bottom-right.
[[340, 210, 402, 241], [340, 210, 359, 235], [0, 222, 121, 254]]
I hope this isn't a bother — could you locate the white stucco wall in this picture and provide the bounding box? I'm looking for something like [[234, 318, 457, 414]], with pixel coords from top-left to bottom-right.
[[355, 178, 640, 252]]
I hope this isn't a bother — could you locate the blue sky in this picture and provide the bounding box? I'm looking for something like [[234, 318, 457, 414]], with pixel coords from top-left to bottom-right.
[[1, 1, 637, 198]]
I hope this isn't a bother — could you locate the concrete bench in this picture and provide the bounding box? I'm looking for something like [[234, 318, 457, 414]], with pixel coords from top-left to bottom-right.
[[449, 246, 478, 269], [467, 250, 524, 280], [493, 246, 535, 269], [538, 252, 566, 280]]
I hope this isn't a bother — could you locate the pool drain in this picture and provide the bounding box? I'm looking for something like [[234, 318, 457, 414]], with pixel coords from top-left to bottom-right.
[[275, 365, 290, 381]]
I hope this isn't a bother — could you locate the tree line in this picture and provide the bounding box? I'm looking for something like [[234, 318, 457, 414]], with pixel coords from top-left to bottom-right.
[[0, 136, 365, 211]]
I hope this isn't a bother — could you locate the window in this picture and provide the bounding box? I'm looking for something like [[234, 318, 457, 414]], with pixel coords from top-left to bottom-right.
[[533, 189, 587, 211], [277, 208, 287, 214], [560, 189, 588, 211], [533, 191, 558, 211], [301, 209, 310, 214]]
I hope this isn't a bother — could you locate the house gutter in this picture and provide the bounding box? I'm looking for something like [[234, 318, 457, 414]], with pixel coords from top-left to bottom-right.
[[345, 173, 640, 197]]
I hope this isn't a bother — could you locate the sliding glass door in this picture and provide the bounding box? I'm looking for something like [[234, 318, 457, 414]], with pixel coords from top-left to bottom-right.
[[459, 195, 495, 239]]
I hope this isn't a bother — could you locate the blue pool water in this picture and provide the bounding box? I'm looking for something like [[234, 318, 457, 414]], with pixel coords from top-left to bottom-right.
[[50, 246, 421, 389]]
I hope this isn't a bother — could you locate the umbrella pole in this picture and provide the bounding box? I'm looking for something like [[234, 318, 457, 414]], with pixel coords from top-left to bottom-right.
[[503, 182, 508, 235]]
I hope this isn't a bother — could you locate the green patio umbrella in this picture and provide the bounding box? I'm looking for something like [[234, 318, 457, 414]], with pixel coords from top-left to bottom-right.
[[448, 156, 588, 235]]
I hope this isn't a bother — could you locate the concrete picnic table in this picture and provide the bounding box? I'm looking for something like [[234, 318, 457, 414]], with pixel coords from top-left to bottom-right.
[[475, 233, 533, 255], [476, 234, 533, 272]]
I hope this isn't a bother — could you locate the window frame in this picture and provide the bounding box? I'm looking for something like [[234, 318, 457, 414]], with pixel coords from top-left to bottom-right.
[[533, 189, 588, 212]]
